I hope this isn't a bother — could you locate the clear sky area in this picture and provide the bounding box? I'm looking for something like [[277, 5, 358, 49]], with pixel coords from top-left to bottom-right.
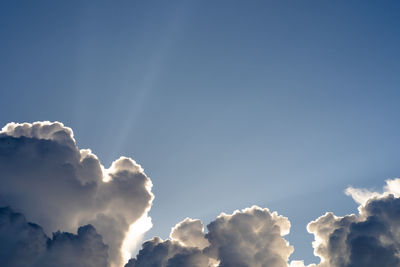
[[1, 1, 400, 265]]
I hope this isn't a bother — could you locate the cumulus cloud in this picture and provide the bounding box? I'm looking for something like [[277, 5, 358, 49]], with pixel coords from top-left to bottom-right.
[[127, 206, 293, 267], [0, 121, 154, 266], [128, 178, 400, 267], [307, 179, 400, 267], [3, 121, 400, 267], [0, 207, 108, 267], [125, 237, 209, 267], [170, 218, 209, 249]]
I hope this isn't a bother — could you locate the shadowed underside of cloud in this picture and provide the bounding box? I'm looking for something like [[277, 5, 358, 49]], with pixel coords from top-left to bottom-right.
[[0, 207, 108, 267], [2, 121, 400, 267]]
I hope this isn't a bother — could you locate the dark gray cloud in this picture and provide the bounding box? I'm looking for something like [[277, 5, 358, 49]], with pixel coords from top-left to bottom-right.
[[0, 121, 154, 266], [0, 207, 108, 267], [307, 186, 400, 267], [125, 237, 209, 267], [127, 206, 293, 267]]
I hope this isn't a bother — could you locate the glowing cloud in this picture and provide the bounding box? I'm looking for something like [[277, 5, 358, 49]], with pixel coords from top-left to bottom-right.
[[126, 206, 293, 267], [0, 121, 154, 267], [3, 121, 400, 267]]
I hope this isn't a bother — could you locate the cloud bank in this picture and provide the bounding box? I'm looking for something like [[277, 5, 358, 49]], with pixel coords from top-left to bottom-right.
[[127, 180, 400, 267], [1, 121, 400, 267]]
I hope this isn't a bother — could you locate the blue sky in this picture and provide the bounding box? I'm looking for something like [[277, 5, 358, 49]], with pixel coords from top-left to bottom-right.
[[1, 1, 400, 264]]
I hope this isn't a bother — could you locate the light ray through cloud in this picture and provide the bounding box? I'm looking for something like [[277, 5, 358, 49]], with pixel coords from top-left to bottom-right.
[[1, 1, 400, 267], [107, 1, 197, 164], [121, 213, 153, 264]]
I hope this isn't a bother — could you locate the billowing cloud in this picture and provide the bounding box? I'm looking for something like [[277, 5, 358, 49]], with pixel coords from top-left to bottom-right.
[[0, 121, 154, 266], [206, 206, 293, 267], [129, 178, 400, 267], [3, 121, 400, 267], [0, 207, 108, 267], [125, 237, 209, 267], [127, 206, 293, 267], [170, 218, 209, 249], [307, 179, 400, 267]]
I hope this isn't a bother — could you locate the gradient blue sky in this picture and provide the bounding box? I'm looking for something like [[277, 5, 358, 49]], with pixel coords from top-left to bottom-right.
[[1, 1, 400, 264]]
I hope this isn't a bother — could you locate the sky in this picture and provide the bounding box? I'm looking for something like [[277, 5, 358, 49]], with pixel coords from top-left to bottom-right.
[[1, 1, 400, 266]]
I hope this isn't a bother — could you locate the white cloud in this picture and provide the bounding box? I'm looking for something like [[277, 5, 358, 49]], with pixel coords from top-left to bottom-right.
[[0, 121, 154, 267], [3, 121, 400, 267], [170, 218, 209, 249], [127, 206, 293, 267]]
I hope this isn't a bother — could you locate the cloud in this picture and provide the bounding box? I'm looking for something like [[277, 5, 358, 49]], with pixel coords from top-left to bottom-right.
[[206, 206, 293, 267], [308, 179, 400, 267], [0, 207, 108, 267], [345, 178, 400, 206], [125, 237, 209, 267], [170, 218, 209, 249], [0, 121, 154, 267], [3, 121, 400, 267], [127, 206, 293, 267], [128, 178, 400, 267]]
